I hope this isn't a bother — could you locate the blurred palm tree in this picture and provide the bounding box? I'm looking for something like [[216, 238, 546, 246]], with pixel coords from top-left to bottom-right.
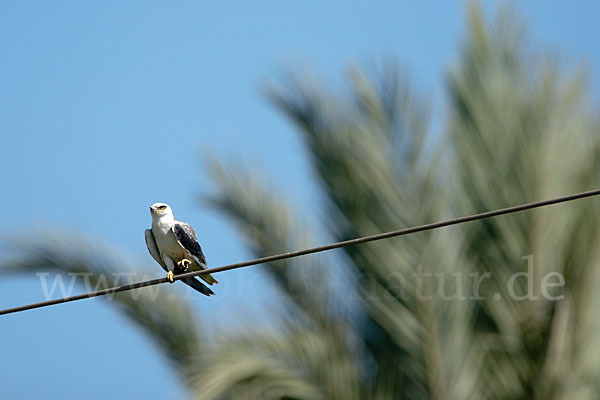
[[4, 4, 600, 400]]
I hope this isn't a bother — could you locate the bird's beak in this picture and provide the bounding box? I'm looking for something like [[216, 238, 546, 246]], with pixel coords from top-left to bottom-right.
[[150, 206, 155, 215]]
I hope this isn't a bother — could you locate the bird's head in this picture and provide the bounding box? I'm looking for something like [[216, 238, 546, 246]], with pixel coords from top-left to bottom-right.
[[150, 203, 174, 219]]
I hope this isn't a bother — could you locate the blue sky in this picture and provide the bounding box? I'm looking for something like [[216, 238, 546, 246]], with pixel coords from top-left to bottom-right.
[[0, 1, 599, 398]]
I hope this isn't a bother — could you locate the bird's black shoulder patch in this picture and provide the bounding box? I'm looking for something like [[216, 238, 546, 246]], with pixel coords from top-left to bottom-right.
[[173, 223, 207, 265]]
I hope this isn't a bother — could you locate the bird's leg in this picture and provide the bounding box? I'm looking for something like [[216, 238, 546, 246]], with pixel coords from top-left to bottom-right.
[[167, 271, 175, 283], [177, 259, 192, 272], [163, 256, 176, 284]]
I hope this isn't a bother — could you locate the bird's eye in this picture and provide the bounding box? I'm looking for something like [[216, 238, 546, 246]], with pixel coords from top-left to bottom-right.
[[159, 205, 167, 210]]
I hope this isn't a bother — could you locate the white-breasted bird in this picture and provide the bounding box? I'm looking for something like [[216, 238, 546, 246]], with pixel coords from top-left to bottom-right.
[[145, 203, 218, 296]]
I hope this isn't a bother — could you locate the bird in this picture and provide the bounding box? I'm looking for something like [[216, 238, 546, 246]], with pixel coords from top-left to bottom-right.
[[145, 202, 218, 296]]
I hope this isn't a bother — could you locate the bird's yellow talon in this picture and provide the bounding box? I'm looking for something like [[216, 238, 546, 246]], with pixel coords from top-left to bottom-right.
[[177, 259, 191, 272], [167, 271, 174, 283]]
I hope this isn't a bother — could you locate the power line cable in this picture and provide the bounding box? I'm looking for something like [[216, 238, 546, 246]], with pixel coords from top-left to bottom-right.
[[2, 188, 600, 316]]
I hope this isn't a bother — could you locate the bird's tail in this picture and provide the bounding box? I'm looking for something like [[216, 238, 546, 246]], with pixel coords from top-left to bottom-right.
[[182, 277, 215, 297], [198, 263, 219, 285], [199, 273, 219, 285]]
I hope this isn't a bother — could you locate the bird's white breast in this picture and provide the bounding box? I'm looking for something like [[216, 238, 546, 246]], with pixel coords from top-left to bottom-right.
[[152, 219, 187, 259]]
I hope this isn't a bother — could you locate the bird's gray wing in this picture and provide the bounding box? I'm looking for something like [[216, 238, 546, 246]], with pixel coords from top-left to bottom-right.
[[145, 229, 168, 272], [173, 221, 219, 286], [173, 222, 207, 266]]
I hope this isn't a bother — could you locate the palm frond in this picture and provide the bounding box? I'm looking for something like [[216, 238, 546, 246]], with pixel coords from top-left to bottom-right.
[[263, 60, 486, 399], [1, 232, 203, 376], [448, 4, 600, 398]]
